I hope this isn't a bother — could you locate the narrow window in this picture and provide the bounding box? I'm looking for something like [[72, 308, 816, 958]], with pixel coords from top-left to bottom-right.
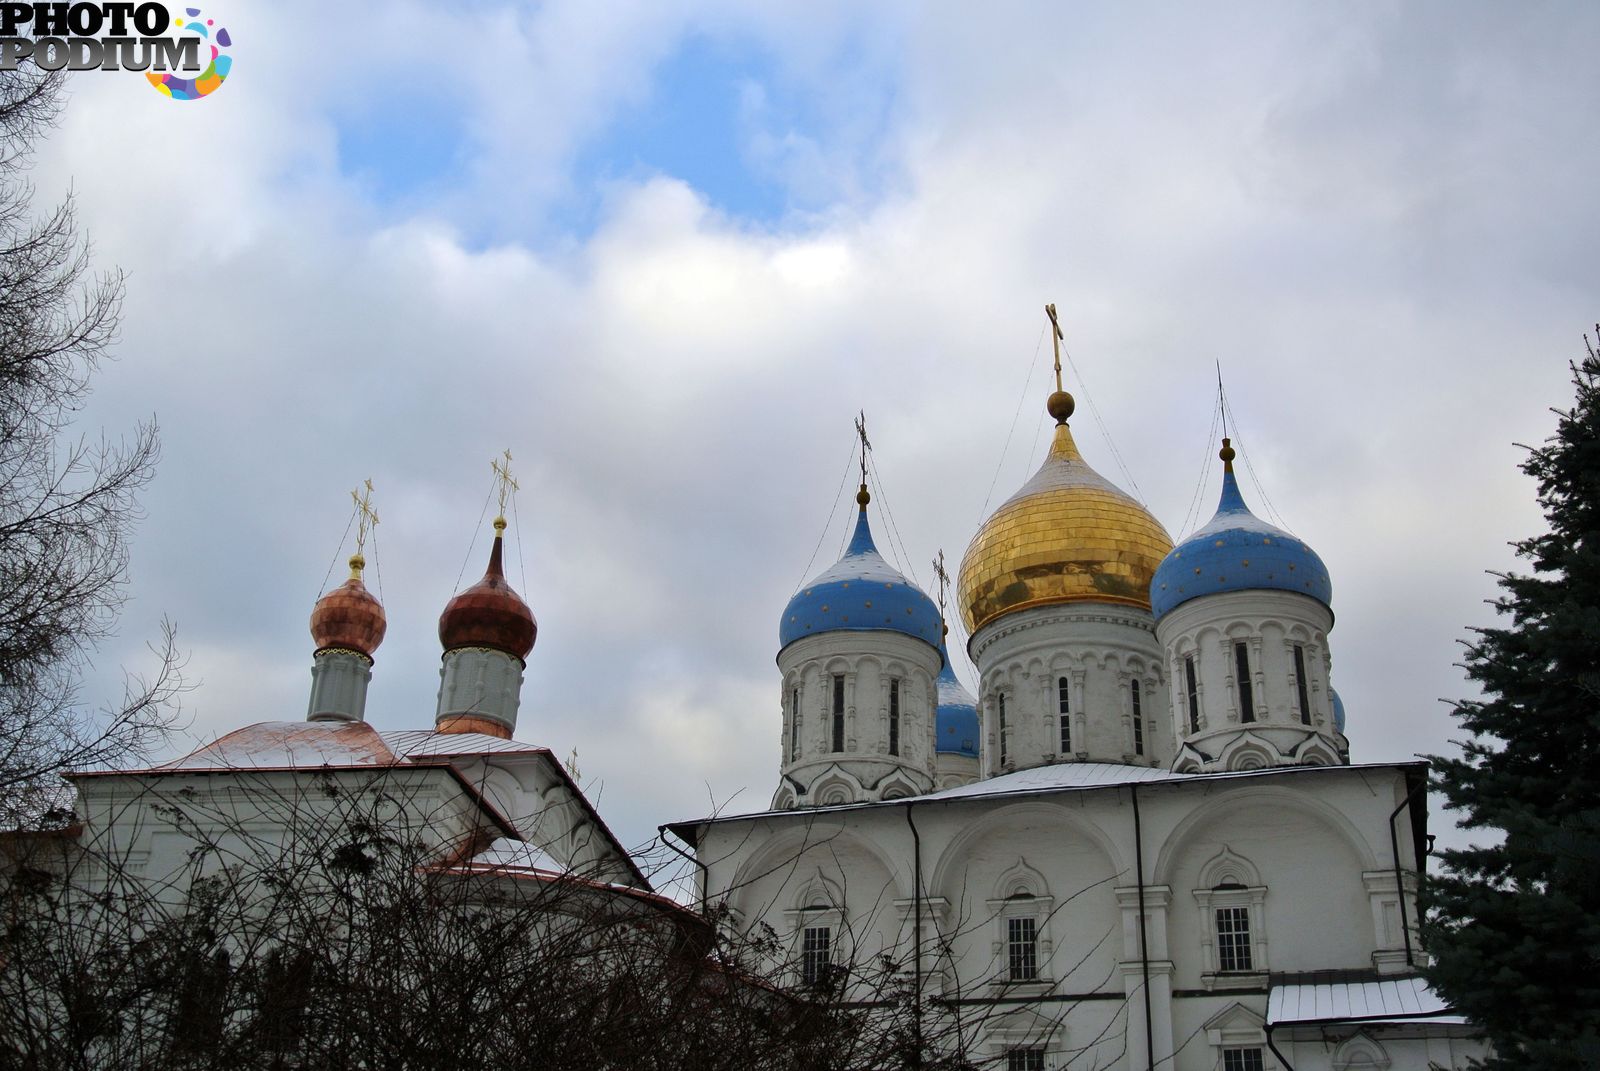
[[1293, 644, 1311, 725], [1215, 906, 1253, 971], [1131, 679, 1144, 756], [1057, 676, 1071, 753], [801, 925, 831, 986], [831, 674, 845, 752], [1234, 642, 1255, 722], [889, 678, 901, 756], [998, 693, 1008, 766], [1185, 655, 1200, 734], [790, 686, 801, 760], [1007, 916, 1038, 980], [1222, 1049, 1265, 1071], [1007, 1049, 1046, 1071]]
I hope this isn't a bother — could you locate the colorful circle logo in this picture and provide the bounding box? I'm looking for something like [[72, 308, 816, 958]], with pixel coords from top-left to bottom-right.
[[147, 8, 232, 101]]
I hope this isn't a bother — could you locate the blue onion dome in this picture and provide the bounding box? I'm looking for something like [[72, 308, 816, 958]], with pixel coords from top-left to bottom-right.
[[779, 488, 944, 656], [1150, 437, 1333, 620], [935, 635, 980, 757], [1331, 688, 1346, 734]]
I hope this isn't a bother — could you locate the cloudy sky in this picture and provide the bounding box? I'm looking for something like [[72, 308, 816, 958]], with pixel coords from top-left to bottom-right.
[[34, 1, 1600, 857]]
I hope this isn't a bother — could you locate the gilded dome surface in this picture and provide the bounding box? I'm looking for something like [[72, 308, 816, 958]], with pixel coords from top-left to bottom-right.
[[958, 423, 1173, 633]]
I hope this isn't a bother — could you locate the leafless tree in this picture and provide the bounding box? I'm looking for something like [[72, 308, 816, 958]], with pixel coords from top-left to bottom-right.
[[0, 767, 993, 1070], [0, 65, 183, 827]]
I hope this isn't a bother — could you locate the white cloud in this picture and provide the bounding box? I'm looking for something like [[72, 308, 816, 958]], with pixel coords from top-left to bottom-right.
[[36, 1, 1600, 857]]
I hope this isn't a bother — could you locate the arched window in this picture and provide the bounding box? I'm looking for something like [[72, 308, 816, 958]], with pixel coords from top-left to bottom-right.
[[1194, 848, 1268, 987], [889, 678, 901, 756], [1057, 676, 1071, 753], [790, 685, 801, 760], [1131, 678, 1144, 756], [998, 693, 1008, 766], [1185, 655, 1200, 734], [831, 674, 845, 752], [988, 861, 1053, 985], [1234, 642, 1256, 722], [1293, 644, 1311, 725]]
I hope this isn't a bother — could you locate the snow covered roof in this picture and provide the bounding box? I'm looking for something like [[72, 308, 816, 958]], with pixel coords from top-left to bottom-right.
[[151, 720, 401, 770], [923, 761, 1183, 798], [666, 760, 1428, 847], [1267, 975, 1468, 1026], [81, 721, 556, 774]]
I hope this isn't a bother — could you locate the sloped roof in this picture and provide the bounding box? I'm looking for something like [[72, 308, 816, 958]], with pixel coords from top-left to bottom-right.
[[1267, 975, 1468, 1026]]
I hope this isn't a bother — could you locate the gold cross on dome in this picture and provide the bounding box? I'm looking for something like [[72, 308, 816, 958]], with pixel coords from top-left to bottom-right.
[[491, 449, 519, 520], [1045, 303, 1065, 392], [932, 549, 950, 625], [350, 479, 379, 556]]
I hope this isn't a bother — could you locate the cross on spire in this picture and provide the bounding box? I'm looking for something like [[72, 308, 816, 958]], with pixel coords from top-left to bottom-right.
[[348, 479, 378, 578], [491, 449, 519, 524], [854, 410, 872, 507], [1045, 303, 1065, 392], [855, 410, 872, 485], [932, 548, 950, 633]]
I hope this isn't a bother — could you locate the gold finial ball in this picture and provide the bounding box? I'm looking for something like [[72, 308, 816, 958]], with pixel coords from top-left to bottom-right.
[[1047, 390, 1076, 424], [1219, 437, 1236, 464], [856, 485, 871, 507], [493, 515, 508, 533], [348, 553, 365, 573]]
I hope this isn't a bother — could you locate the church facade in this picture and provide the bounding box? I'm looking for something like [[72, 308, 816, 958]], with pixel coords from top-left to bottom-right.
[[670, 371, 1486, 1069]]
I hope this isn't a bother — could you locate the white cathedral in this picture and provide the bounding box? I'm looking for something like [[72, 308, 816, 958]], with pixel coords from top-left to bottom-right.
[[666, 365, 1487, 1070], [41, 329, 1487, 1069]]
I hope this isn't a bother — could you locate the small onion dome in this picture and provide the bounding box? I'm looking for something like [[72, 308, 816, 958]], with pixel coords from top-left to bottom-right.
[[779, 494, 943, 656], [1150, 439, 1332, 620], [310, 555, 387, 657], [935, 636, 980, 758], [959, 423, 1173, 634], [1331, 688, 1346, 735], [438, 521, 537, 661]]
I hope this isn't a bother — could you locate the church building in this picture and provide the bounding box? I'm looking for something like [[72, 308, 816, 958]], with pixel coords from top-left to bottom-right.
[[668, 325, 1486, 1070]]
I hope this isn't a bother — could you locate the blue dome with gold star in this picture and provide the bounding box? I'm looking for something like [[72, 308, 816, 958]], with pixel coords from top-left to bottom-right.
[[935, 637, 979, 757], [780, 502, 943, 656], [1150, 441, 1332, 620]]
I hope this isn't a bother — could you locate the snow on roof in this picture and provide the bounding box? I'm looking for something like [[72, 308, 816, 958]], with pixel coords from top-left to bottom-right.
[[153, 721, 400, 771], [464, 836, 564, 874], [1268, 975, 1467, 1026], [922, 761, 1185, 799], [381, 731, 550, 759], [129, 722, 554, 774], [666, 760, 1427, 843]]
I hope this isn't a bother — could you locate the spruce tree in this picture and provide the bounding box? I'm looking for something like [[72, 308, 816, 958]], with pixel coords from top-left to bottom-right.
[[1423, 328, 1600, 1069]]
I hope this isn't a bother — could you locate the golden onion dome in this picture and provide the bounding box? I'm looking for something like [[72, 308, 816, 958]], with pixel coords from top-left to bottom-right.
[[958, 422, 1173, 634]]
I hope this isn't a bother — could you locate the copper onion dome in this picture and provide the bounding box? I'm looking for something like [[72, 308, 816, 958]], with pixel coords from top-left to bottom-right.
[[438, 519, 537, 660], [310, 554, 387, 657]]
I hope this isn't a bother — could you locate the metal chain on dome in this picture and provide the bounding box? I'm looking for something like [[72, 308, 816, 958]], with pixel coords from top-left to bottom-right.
[[453, 482, 496, 594], [866, 460, 922, 589], [1177, 378, 1226, 539], [977, 322, 1049, 526], [1061, 343, 1150, 506], [368, 508, 385, 604], [792, 435, 859, 595], [314, 502, 358, 605], [1219, 390, 1298, 535]]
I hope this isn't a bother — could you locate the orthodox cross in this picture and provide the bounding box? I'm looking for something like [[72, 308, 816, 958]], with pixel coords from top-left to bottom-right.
[[1045, 303, 1065, 392], [855, 410, 872, 486], [491, 449, 519, 520], [350, 478, 379, 559], [932, 548, 950, 628]]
